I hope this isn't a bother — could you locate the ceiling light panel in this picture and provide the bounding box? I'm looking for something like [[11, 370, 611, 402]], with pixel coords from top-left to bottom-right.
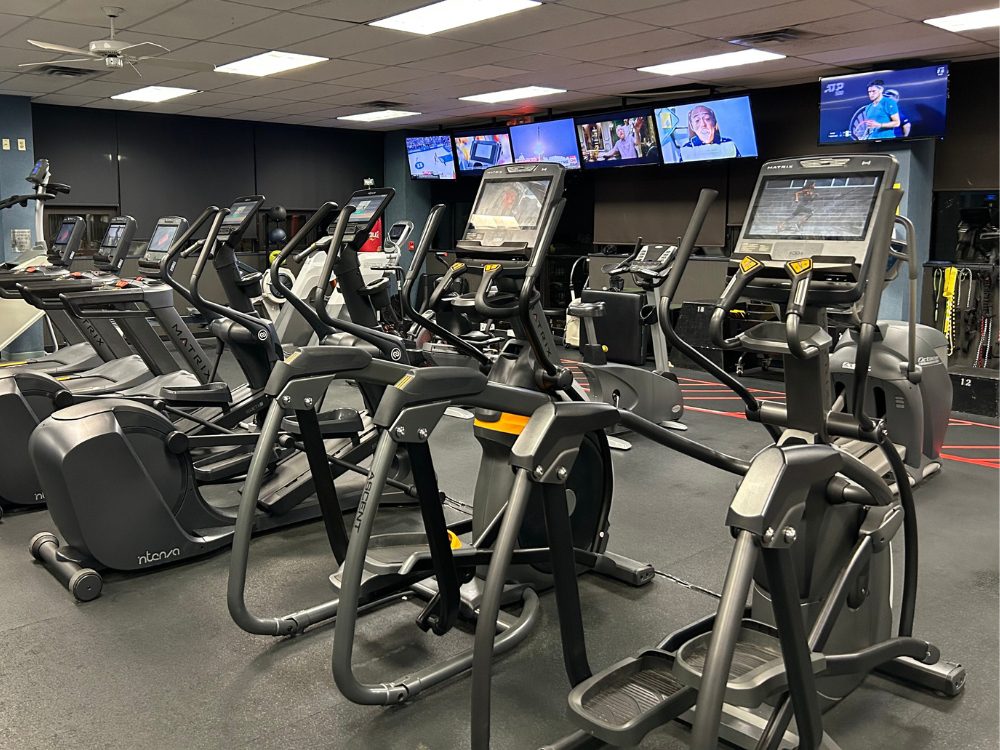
[[638, 48, 785, 76], [924, 8, 1000, 32], [111, 86, 198, 103], [371, 0, 541, 36], [460, 85, 566, 103], [337, 110, 422, 122], [216, 51, 328, 76]]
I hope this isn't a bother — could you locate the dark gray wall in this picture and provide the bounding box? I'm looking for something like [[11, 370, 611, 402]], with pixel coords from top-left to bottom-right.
[[32, 105, 385, 239]]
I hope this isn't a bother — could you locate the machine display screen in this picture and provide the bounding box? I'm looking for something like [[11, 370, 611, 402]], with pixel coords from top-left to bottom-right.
[[455, 132, 513, 173], [510, 119, 580, 170], [53, 221, 75, 245], [224, 200, 259, 225], [102, 223, 125, 248], [575, 107, 660, 169], [466, 178, 551, 235], [349, 194, 389, 225], [744, 174, 882, 241], [147, 224, 179, 255]]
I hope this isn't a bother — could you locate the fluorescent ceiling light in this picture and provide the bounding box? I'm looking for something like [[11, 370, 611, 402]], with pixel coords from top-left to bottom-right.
[[638, 48, 785, 76], [924, 7, 1000, 31], [111, 86, 197, 103], [460, 85, 566, 103], [371, 0, 540, 35], [216, 51, 328, 76], [337, 110, 422, 122]]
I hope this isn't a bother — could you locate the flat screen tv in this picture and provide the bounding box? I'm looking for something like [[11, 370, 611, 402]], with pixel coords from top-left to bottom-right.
[[819, 64, 949, 143], [405, 135, 456, 180], [575, 107, 660, 169], [655, 95, 758, 164], [455, 131, 513, 173], [509, 118, 580, 170]]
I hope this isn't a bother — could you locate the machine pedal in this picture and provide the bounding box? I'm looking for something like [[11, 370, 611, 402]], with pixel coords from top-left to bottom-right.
[[567, 650, 696, 747]]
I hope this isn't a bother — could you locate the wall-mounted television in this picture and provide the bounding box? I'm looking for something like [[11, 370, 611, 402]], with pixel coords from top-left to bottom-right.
[[405, 135, 456, 180], [655, 96, 758, 164], [509, 118, 580, 170], [575, 107, 660, 169], [455, 131, 513, 173], [819, 64, 949, 144]]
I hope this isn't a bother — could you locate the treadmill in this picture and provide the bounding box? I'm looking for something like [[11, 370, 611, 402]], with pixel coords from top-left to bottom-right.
[[0, 216, 136, 376]]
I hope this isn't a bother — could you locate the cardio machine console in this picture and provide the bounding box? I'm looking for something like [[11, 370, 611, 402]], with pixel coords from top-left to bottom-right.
[[93, 216, 137, 273], [342, 187, 395, 247], [136, 216, 190, 278], [731, 154, 899, 304], [28, 158, 50, 187], [458, 162, 565, 259], [45, 216, 85, 267], [217, 195, 265, 244]]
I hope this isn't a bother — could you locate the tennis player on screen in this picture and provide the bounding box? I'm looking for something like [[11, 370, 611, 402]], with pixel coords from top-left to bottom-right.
[[856, 80, 900, 140]]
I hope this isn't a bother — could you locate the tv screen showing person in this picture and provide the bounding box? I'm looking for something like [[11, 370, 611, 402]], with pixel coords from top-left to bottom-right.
[[455, 132, 513, 173], [405, 135, 457, 180], [509, 119, 580, 170], [819, 65, 948, 143], [654, 96, 759, 164], [575, 108, 659, 169]]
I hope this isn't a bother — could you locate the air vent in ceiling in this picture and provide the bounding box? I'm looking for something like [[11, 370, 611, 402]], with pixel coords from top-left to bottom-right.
[[38, 65, 99, 78], [729, 27, 819, 45], [363, 100, 404, 108]]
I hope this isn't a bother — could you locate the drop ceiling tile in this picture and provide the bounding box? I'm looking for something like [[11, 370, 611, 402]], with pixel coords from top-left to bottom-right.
[[293, 0, 428, 23], [136, 100, 201, 114], [0, 18, 114, 50], [557, 27, 705, 61], [503, 16, 661, 53], [161, 71, 239, 90], [794, 9, 904, 36], [303, 105, 354, 119], [213, 76, 309, 96], [226, 0, 314, 9], [181, 90, 245, 106], [329, 64, 425, 88], [285, 25, 410, 57], [0, 44, 63, 71], [0, 73, 76, 94], [600, 39, 736, 70], [623, 0, 788, 27], [407, 45, 514, 73], [46, 78, 137, 97], [271, 57, 371, 82], [31, 92, 101, 106], [225, 109, 284, 120], [861, 0, 993, 21], [213, 12, 350, 47], [270, 113, 324, 124], [677, 0, 869, 39], [565, 68, 657, 91], [273, 81, 353, 99], [130, 0, 275, 41], [0, 13, 30, 37], [86, 98, 145, 109], [436, 4, 601, 44], [260, 99, 330, 114], [963, 28, 1000, 45], [1, 0, 61, 16], [346, 37, 475, 65], [495, 53, 583, 72], [161, 40, 264, 65], [453, 65, 531, 80], [98, 65, 189, 85], [555, 0, 678, 13], [378, 73, 476, 94], [803, 37, 993, 64], [319, 87, 414, 105], [41, 0, 188, 29], [188, 104, 250, 117]]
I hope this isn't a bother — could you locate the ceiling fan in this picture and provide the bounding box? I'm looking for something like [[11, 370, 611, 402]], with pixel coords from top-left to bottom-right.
[[18, 6, 214, 76]]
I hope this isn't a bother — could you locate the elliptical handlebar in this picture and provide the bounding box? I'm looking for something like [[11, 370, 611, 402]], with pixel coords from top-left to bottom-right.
[[891, 214, 919, 379], [314, 204, 356, 327], [270, 202, 339, 298], [165, 206, 221, 266]]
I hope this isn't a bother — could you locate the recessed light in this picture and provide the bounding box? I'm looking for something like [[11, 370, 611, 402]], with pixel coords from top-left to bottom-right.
[[111, 86, 198, 103], [638, 48, 785, 77], [460, 86, 566, 104], [216, 51, 328, 76], [337, 110, 422, 122], [371, 0, 540, 35], [925, 8, 1000, 31]]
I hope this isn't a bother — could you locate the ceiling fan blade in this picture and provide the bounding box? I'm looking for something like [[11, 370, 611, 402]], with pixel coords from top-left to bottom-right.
[[127, 60, 143, 79], [18, 57, 101, 68], [136, 56, 215, 72], [118, 41, 169, 56], [27, 39, 93, 56]]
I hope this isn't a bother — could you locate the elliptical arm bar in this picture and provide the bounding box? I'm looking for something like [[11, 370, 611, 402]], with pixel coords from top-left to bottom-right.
[[166, 206, 220, 265], [618, 410, 750, 475], [399, 204, 492, 367], [893, 215, 919, 376], [517, 197, 567, 378], [660, 189, 717, 302], [188, 208, 228, 307]]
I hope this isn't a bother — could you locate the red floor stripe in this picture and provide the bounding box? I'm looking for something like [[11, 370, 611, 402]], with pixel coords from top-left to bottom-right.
[[939, 453, 1000, 469], [941, 445, 1000, 450], [948, 418, 1000, 430]]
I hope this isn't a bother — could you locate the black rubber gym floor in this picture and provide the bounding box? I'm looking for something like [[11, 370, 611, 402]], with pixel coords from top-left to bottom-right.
[[0, 360, 996, 749]]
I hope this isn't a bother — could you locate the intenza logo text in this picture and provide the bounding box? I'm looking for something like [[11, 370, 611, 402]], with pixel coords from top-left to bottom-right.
[[137, 547, 181, 565]]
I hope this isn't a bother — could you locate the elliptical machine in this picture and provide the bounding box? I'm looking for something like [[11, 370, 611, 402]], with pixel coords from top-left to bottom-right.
[[568, 240, 685, 430]]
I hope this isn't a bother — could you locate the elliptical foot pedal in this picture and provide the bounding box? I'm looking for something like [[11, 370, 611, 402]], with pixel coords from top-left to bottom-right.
[[282, 408, 363, 438], [364, 532, 431, 576], [567, 650, 696, 746]]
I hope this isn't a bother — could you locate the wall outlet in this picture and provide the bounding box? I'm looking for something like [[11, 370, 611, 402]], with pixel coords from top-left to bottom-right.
[[1, 139, 9, 151], [16, 138, 26, 151]]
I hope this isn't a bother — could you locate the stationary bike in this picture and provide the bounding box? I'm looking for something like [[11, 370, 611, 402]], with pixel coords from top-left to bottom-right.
[[568, 240, 685, 431]]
